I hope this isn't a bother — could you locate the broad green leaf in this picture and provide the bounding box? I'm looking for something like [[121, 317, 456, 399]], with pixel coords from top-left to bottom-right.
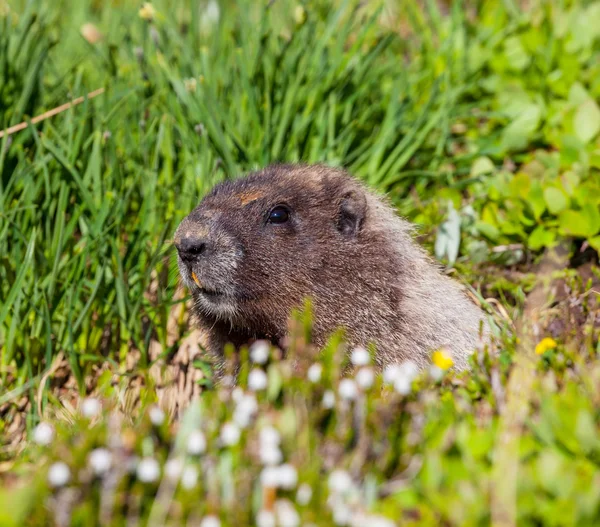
[[471, 156, 495, 178], [509, 173, 531, 199], [558, 210, 592, 238], [581, 202, 600, 235], [568, 82, 589, 106], [589, 236, 600, 252], [503, 36, 530, 71], [574, 98, 600, 143], [528, 181, 546, 220], [475, 221, 500, 241], [543, 187, 569, 215], [528, 226, 556, 250], [561, 171, 580, 196], [502, 103, 542, 150]]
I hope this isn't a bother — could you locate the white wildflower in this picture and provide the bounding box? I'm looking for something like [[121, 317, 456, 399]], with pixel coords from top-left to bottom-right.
[[328, 469, 353, 495], [259, 426, 281, 447], [400, 360, 419, 381], [33, 422, 55, 446], [322, 390, 335, 409], [256, 509, 276, 527], [248, 368, 268, 391], [350, 347, 370, 366], [220, 422, 241, 446], [231, 387, 244, 403], [277, 463, 298, 489], [149, 405, 165, 426], [181, 465, 199, 490], [332, 502, 352, 526], [234, 393, 258, 428], [394, 375, 412, 395], [164, 457, 183, 481], [205, 0, 220, 24], [296, 483, 312, 505], [48, 461, 70, 487], [260, 445, 283, 466], [200, 515, 221, 527], [386, 361, 419, 394], [383, 364, 401, 384], [275, 499, 300, 527], [338, 379, 358, 401], [355, 367, 375, 390], [307, 363, 323, 383], [81, 397, 101, 418], [137, 457, 160, 483], [260, 466, 279, 487], [429, 364, 444, 382], [187, 429, 207, 455], [351, 514, 395, 527], [88, 448, 112, 476], [250, 340, 270, 364]]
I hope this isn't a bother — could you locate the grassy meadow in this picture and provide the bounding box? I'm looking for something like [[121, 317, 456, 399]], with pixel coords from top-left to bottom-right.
[[1, 0, 600, 525]]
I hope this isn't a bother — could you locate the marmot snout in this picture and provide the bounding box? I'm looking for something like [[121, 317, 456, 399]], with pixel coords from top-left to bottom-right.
[[174, 164, 489, 371]]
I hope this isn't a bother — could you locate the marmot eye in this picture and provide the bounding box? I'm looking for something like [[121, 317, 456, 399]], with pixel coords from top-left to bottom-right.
[[268, 205, 290, 224]]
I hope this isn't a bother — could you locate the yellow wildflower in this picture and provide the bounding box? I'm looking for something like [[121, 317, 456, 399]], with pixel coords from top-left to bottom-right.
[[0, 0, 10, 17], [294, 5, 306, 25], [432, 349, 453, 370], [139, 2, 155, 21], [535, 337, 557, 355]]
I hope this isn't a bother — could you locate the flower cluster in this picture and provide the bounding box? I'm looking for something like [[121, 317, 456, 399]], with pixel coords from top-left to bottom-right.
[[32, 344, 467, 525]]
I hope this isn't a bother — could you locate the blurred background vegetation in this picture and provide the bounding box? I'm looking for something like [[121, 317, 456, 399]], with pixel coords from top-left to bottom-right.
[[0, 0, 599, 525]]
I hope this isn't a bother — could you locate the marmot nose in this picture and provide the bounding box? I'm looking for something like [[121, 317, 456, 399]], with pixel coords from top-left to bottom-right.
[[176, 236, 209, 264]]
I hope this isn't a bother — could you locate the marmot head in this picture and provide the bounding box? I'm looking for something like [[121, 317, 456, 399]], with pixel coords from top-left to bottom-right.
[[174, 164, 380, 339]]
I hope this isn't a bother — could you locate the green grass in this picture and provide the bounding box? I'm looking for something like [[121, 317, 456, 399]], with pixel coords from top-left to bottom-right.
[[0, 0, 599, 525]]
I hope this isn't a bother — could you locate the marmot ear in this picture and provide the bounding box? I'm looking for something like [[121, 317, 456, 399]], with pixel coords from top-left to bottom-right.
[[336, 190, 367, 237]]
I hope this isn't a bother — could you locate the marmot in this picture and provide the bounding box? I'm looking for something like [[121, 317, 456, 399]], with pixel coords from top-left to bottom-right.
[[174, 164, 489, 371]]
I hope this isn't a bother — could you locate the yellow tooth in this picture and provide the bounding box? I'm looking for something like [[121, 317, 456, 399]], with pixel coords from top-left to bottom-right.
[[191, 272, 201, 287]]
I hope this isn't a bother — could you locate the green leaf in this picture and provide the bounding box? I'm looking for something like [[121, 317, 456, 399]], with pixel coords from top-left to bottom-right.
[[502, 103, 542, 150], [475, 221, 500, 241], [581, 202, 600, 235], [471, 156, 495, 178], [267, 363, 284, 402], [529, 181, 546, 220], [528, 226, 556, 250], [543, 187, 569, 215], [588, 236, 600, 252], [561, 171, 580, 196], [568, 82, 589, 106], [509, 173, 531, 199], [503, 36, 530, 71], [558, 210, 592, 238], [574, 99, 600, 143]]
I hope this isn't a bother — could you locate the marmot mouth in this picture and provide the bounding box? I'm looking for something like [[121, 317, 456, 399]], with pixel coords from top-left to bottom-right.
[[198, 287, 223, 298]]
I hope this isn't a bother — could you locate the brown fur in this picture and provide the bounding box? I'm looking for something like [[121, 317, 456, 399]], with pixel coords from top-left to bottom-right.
[[174, 164, 489, 371]]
